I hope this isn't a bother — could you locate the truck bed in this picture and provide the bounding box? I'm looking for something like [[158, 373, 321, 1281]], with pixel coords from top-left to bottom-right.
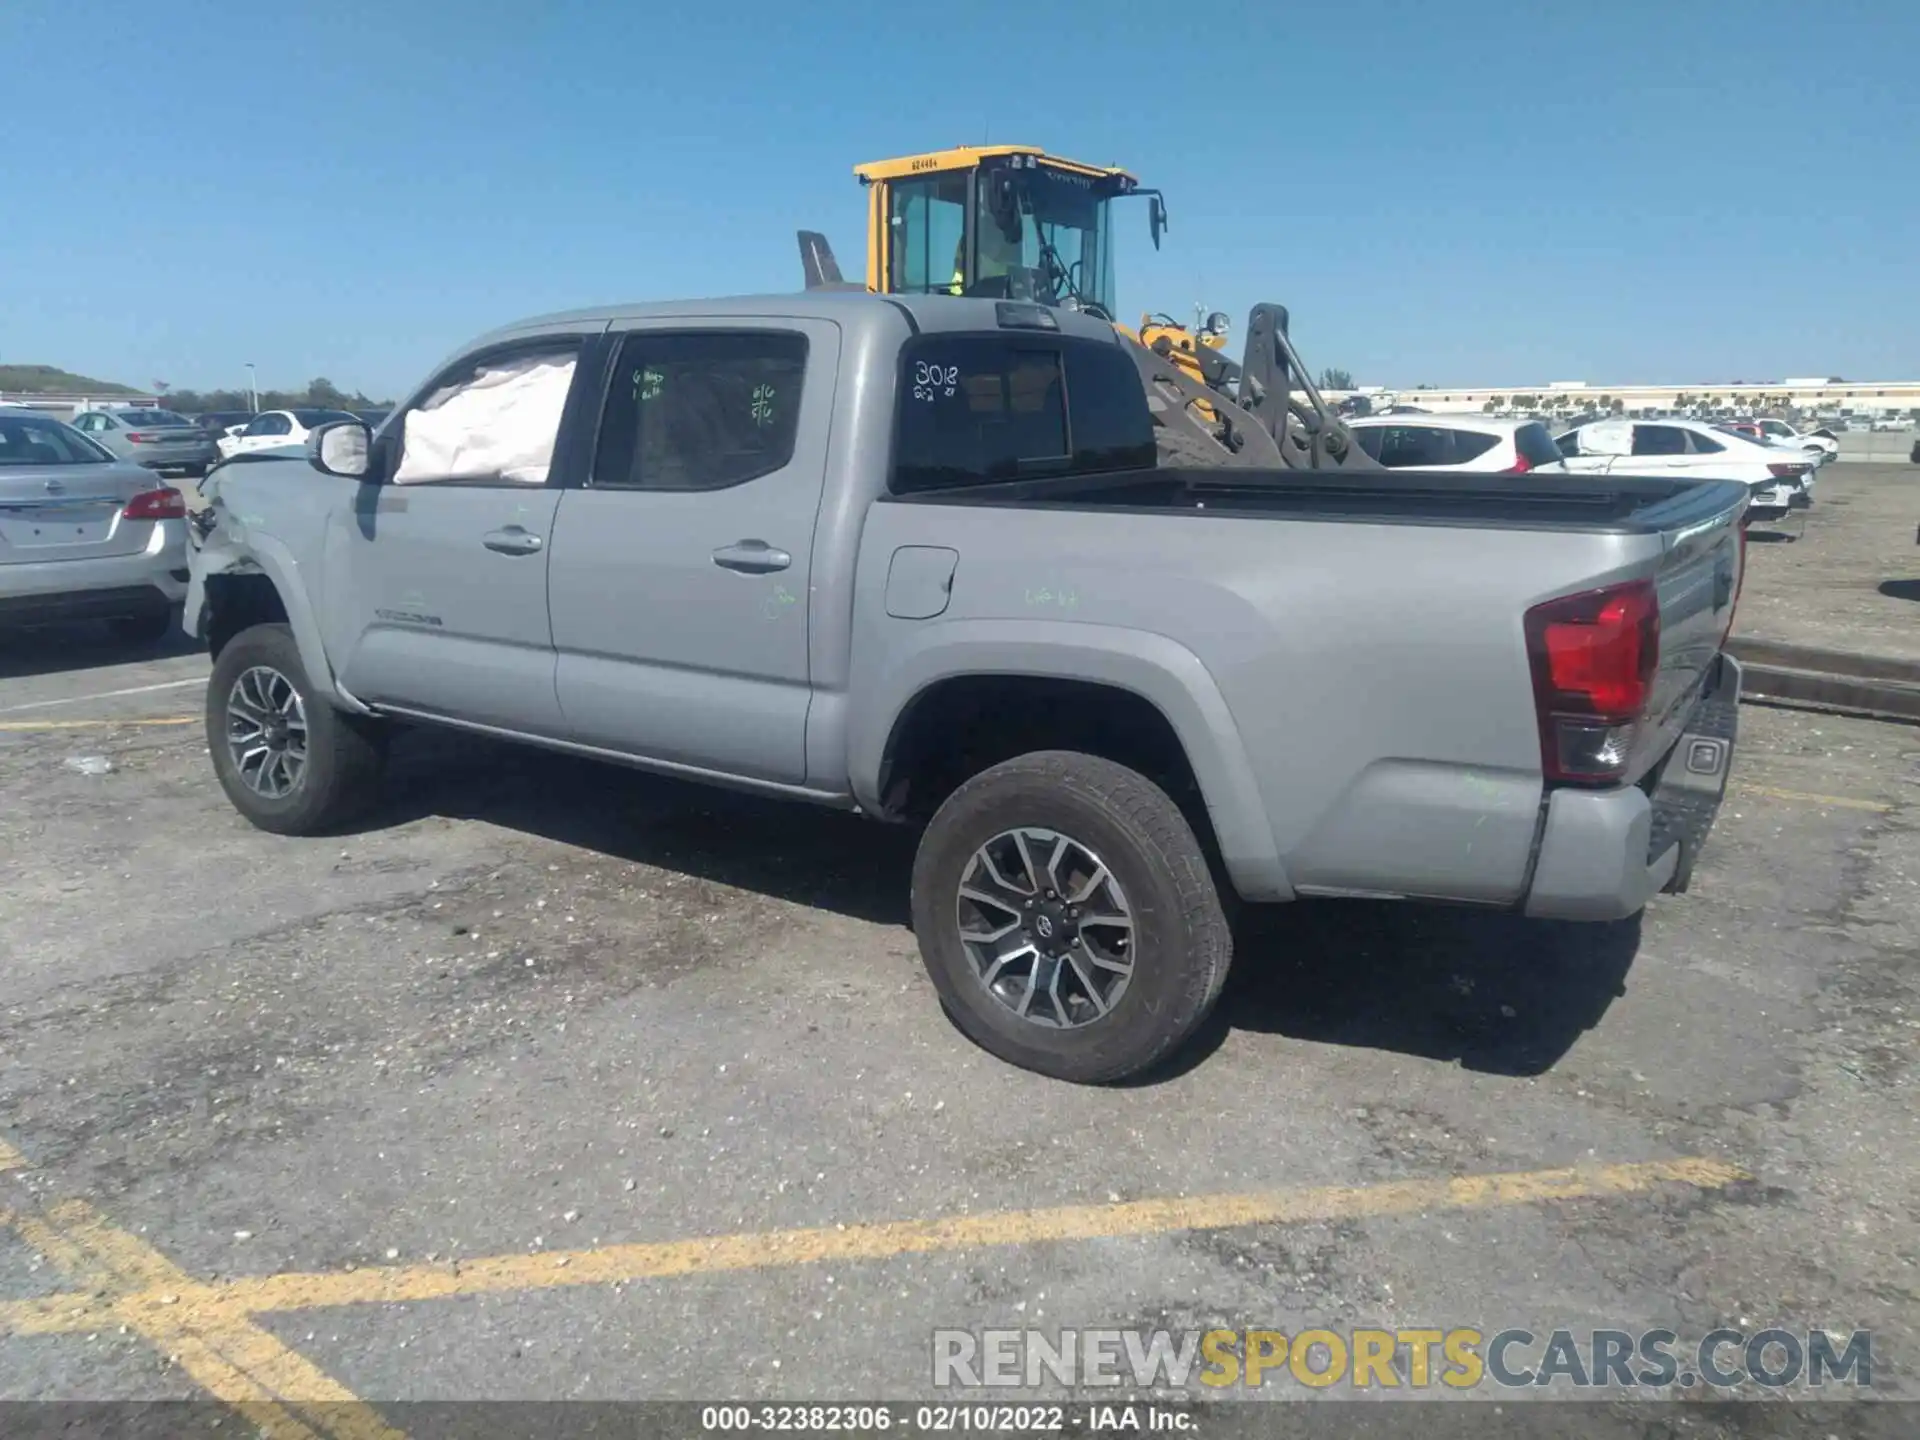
[[857, 458, 1748, 910], [885, 464, 1744, 534]]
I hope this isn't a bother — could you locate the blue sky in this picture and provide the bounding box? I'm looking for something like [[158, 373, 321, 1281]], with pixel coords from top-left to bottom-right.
[[2, 0, 1913, 396]]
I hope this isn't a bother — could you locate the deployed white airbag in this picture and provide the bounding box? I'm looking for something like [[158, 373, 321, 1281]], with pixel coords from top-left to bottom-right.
[[393, 353, 576, 485]]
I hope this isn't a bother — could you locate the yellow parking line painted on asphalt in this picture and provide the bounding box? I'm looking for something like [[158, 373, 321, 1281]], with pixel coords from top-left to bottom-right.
[[1733, 783, 1893, 813], [5, 1202, 403, 1438], [0, 1143, 402, 1440], [0, 717, 197, 731], [222, 1158, 1753, 1313], [2, 1157, 1747, 1341], [14, 1203, 403, 1437], [0, 1288, 111, 1336]]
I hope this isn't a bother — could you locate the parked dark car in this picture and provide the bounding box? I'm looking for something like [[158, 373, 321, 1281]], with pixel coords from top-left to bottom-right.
[[70, 407, 220, 476], [194, 410, 256, 438]]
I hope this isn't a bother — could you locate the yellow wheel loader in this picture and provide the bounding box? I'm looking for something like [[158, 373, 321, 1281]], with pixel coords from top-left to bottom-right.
[[797, 144, 1375, 470]]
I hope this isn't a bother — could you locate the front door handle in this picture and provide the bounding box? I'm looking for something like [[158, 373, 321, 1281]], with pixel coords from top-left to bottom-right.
[[483, 526, 544, 556], [712, 539, 792, 574]]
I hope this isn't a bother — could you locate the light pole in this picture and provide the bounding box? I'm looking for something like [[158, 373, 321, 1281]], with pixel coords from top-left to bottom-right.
[[245, 364, 257, 413]]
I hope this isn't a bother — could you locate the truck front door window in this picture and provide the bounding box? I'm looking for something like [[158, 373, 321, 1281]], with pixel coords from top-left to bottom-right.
[[393, 349, 579, 486], [592, 331, 808, 492]]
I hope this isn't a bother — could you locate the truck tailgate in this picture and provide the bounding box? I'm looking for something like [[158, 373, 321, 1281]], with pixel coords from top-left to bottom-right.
[[1630, 492, 1746, 783]]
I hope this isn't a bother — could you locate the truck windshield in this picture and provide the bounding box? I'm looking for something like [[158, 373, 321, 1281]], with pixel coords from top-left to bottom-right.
[[977, 167, 1118, 319]]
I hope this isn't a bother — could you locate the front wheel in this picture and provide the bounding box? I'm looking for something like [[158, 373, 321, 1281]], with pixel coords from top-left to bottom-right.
[[910, 750, 1232, 1083], [206, 622, 386, 834]]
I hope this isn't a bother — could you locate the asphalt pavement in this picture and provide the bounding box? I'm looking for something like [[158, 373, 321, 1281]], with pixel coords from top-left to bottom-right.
[[1, 475, 1917, 1432], [1734, 461, 1920, 662]]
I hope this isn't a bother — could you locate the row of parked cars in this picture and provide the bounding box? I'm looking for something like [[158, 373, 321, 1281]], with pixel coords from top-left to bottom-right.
[[1346, 412, 1834, 522], [0, 401, 388, 644], [62, 404, 391, 478]]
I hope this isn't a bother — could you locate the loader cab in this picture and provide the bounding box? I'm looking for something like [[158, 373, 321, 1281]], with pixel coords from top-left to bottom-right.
[[854, 146, 1165, 322]]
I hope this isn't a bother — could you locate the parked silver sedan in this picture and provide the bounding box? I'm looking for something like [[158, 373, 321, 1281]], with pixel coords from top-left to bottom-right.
[[0, 411, 190, 644], [71, 406, 220, 477]]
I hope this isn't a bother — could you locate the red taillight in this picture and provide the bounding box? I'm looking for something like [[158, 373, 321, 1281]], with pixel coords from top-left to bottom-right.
[[121, 487, 186, 520], [1767, 462, 1808, 479], [1507, 451, 1535, 474], [1524, 579, 1661, 783], [126, 431, 158, 443]]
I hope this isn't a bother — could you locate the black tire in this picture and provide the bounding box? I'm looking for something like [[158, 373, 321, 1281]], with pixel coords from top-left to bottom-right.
[[910, 750, 1232, 1083], [107, 609, 174, 646], [206, 622, 385, 835]]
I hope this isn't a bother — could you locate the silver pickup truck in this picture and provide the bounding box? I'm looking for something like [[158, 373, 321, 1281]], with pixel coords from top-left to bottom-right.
[[186, 292, 1749, 1082]]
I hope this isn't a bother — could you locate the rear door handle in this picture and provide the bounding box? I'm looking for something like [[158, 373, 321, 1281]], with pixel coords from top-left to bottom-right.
[[482, 526, 544, 556], [712, 539, 791, 574]]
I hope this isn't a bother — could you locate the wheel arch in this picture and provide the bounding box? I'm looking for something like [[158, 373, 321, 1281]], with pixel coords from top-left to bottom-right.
[[196, 534, 355, 710], [852, 621, 1291, 902]]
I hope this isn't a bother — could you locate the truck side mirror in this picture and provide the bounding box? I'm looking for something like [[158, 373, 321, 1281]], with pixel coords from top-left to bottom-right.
[[307, 420, 373, 479], [1149, 194, 1167, 250]]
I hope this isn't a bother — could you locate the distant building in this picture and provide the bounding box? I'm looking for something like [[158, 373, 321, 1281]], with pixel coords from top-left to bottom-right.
[[0, 391, 161, 417], [1317, 379, 1919, 421]]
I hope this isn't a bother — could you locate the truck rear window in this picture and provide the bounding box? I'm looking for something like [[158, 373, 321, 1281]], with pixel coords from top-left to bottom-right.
[[891, 334, 1153, 494]]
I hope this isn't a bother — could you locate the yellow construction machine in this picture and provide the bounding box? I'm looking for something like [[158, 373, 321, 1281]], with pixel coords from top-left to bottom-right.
[[797, 144, 1373, 469]]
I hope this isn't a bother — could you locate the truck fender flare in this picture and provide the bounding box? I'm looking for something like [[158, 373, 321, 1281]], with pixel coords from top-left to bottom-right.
[[852, 619, 1292, 902], [198, 531, 352, 711]]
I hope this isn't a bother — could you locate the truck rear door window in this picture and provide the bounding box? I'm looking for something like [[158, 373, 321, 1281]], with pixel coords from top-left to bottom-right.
[[891, 335, 1151, 494], [592, 330, 808, 491]]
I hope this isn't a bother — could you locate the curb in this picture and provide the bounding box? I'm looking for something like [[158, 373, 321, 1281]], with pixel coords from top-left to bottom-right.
[[1727, 637, 1920, 724]]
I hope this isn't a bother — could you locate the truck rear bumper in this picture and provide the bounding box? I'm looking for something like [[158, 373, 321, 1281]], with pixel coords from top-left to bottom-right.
[[1522, 653, 1742, 921]]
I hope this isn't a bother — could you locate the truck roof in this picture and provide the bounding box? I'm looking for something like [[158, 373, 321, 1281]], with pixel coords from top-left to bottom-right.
[[470, 290, 1127, 349]]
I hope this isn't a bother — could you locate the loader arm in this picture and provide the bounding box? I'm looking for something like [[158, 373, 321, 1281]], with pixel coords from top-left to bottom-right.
[[1125, 303, 1378, 471]]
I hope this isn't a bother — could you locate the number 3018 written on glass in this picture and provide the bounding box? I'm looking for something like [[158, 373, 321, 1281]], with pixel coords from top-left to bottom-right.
[[912, 361, 960, 403]]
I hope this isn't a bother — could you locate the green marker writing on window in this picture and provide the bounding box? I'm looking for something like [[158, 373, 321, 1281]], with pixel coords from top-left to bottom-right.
[[751, 384, 777, 426]]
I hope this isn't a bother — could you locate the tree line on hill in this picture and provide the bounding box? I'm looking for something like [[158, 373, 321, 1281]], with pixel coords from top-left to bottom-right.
[[154, 377, 394, 414]]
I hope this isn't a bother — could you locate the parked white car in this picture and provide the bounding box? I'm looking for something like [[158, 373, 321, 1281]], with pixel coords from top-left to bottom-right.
[[1556, 418, 1812, 523], [215, 407, 363, 461], [1347, 415, 1568, 473], [1721, 418, 1840, 465]]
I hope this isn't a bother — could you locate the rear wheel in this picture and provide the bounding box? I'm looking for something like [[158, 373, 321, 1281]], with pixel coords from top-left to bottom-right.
[[206, 622, 386, 834], [910, 750, 1232, 1083]]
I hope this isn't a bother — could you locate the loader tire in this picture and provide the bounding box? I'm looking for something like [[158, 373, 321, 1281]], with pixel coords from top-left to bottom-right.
[[1155, 424, 1233, 469]]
